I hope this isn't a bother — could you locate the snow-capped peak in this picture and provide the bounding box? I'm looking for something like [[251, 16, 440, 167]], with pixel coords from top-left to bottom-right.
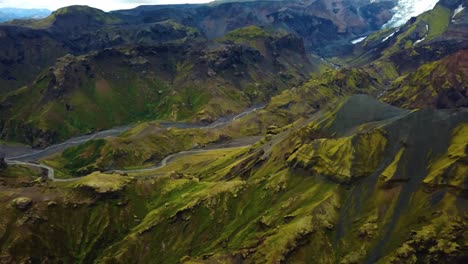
[[382, 0, 439, 28]]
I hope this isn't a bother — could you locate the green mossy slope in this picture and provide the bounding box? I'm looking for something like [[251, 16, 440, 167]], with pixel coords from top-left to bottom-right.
[[0, 35, 314, 146], [0, 95, 466, 263], [42, 67, 380, 178], [382, 50, 468, 109]]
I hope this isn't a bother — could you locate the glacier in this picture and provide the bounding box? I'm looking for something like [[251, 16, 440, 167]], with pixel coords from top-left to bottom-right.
[[382, 0, 439, 28]]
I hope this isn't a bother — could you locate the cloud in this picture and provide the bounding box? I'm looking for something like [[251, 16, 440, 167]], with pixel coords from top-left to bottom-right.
[[0, 0, 212, 12]]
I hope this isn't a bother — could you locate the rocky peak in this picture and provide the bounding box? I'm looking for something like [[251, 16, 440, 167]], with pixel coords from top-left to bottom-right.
[[49, 5, 122, 32], [203, 44, 262, 71]]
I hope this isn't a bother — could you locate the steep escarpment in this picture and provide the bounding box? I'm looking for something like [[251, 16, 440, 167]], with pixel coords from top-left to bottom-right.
[[334, 0, 468, 110], [0, 26, 70, 94], [382, 50, 468, 108], [0, 29, 315, 146], [288, 95, 468, 189]]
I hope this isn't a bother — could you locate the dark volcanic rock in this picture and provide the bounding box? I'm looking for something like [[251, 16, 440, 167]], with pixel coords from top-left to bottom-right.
[[0, 152, 6, 170], [205, 45, 262, 71], [0, 32, 314, 146], [113, 0, 398, 55], [0, 1, 399, 92]]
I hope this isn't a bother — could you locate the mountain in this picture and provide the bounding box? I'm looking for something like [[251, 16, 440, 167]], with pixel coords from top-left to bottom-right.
[[112, 0, 398, 56], [1, 95, 467, 263], [1, 0, 467, 146], [337, 0, 468, 109], [0, 27, 317, 147], [0, 0, 402, 147], [0, 0, 447, 96], [0, 6, 204, 95], [351, 0, 468, 66], [0, 0, 467, 262], [382, 50, 468, 108], [0, 8, 50, 22]]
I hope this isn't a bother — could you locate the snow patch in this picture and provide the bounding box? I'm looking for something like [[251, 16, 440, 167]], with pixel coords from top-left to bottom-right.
[[413, 37, 425, 46], [382, 33, 395, 42], [351, 36, 367, 44], [413, 24, 429, 47], [453, 4, 465, 18], [381, 29, 400, 43], [452, 4, 464, 22]]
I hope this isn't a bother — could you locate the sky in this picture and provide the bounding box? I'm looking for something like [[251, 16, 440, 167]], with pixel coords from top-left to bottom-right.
[[0, 0, 213, 12]]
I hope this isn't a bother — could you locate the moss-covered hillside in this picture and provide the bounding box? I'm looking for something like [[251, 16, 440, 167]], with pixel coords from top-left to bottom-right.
[[0, 95, 466, 263], [382, 50, 468, 109], [39, 64, 383, 179], [345, 0, 468, 87], [0, 30, 317, 147]]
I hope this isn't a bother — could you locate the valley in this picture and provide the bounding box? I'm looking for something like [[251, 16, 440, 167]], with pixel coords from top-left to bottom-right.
[[0, 0, 467, 263]]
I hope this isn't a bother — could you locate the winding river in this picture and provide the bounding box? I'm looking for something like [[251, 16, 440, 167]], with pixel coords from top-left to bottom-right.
[[2, 105, 265, 181]]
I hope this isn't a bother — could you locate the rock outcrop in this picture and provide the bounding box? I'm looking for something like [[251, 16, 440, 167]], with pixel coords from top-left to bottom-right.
[[0, 152, 6, 170], [11, 197, 33, 211]]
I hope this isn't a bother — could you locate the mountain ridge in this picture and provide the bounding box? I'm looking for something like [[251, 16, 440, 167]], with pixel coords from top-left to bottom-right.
[[0, 1, 466, 262]]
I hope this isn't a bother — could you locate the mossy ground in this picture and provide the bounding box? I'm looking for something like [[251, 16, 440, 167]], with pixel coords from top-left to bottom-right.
[[42, 64, 377, 179], [1, 95, 466, 263]]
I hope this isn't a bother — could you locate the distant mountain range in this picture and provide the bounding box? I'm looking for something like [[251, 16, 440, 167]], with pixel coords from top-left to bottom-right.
[[0, 8, 51, 22]]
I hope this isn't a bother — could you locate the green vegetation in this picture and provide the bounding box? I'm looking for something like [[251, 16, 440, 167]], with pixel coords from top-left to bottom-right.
[[10, 5, 122, 29], [1, 95, 466, 263], [43, 126, 222, 177], [424, 123, 468, 188], [221, 25, 276, 50], [288, 130, 388, 183], [223, 26, 271, 40], [53, 5, 121, 24], [383, 50, 468, 109], [70, 172, 132, 194], [0, 1, 466, 263], [0, 31, 312, 146], [421, 4, 451, 40], [0, 164, 43, 179], [220, 26, 290, 55]]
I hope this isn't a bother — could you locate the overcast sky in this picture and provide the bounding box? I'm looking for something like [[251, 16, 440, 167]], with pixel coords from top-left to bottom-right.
[[0, 0, 213, 11]]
